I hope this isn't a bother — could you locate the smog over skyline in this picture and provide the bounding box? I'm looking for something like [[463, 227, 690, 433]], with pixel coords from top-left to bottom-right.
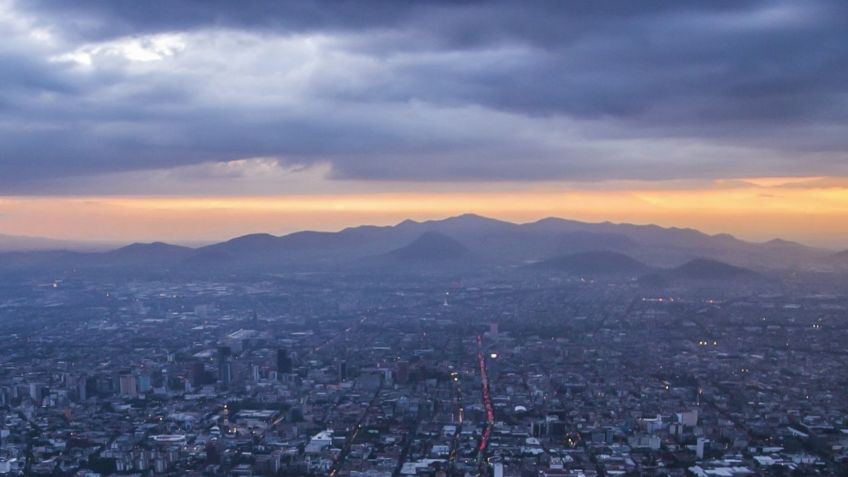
[[1, 0, 847, 246]]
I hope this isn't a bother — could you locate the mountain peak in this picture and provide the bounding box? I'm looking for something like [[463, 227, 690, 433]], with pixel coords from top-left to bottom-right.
[[387, 231, 470, 261], [762, 238, 807, 249], [437, 213, 513, 226], [226, 232, 278, 242], [529, 216, 583, 226], [638, 257, 766, 289], [111, 241, 192, 255], [116, 241, 184, 251]]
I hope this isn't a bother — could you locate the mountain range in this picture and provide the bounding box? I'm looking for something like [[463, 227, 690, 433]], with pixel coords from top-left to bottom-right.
[[0, 214, 842, 275]]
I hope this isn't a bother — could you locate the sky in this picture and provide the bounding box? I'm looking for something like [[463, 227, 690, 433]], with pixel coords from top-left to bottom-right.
[[1, 0, 847, 247]]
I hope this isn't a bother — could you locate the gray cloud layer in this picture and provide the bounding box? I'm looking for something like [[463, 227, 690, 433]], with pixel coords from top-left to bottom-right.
[[1, 0, 847, 192]]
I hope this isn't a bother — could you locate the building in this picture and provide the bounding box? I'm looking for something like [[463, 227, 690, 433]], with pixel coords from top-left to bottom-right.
[[119, 373, 138, 398], [217, 346, 232, 386], [276, 349, 292, 374]]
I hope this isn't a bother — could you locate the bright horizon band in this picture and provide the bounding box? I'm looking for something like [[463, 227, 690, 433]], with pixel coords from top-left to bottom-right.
[[1, 177, 847, 247]]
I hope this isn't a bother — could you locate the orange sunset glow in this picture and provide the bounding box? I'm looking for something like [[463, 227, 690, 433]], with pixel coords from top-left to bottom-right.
[[2, 177, 847, 247]]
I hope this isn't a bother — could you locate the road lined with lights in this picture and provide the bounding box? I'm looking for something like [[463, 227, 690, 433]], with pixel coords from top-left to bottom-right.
[[328, 381, 384, 477], [312, 315, 368, 354], [475, 335, 494, 474]]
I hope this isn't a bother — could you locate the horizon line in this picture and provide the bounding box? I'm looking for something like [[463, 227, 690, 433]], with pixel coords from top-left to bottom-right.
[[1, 212, 837, 253]]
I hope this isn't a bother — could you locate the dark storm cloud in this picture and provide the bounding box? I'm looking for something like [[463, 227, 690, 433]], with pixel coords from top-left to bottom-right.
[[20, 1, 774, 46], [1, 0, 847, 191]]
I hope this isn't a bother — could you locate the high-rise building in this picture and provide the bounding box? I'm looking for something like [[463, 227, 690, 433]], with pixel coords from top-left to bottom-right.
[[395, 360, 410, 385], [696, 437, 706, 459], [338, 361, 347, 382], [76, 375, 87, 402], [29, 383, 45, 402], [218, 346, 232, 387], [190, 361, 206, 387], [276, 349, 292, 374], [137, 373, 152, 394], [119, 373, 138, 398]]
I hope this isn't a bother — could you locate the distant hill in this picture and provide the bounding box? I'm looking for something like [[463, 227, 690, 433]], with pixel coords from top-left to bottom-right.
[[103, 242, 194, 266], [202, 233, 281, 256], [639, 258, 766, 288], [761, 238, 810, 251], [384, 231, 470, 261], [0, 241, 194, 270], [528, 251, 652, 277]]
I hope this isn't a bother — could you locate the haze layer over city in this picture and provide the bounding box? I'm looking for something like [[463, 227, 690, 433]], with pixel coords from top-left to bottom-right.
[[1, 1, 847, 477]]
